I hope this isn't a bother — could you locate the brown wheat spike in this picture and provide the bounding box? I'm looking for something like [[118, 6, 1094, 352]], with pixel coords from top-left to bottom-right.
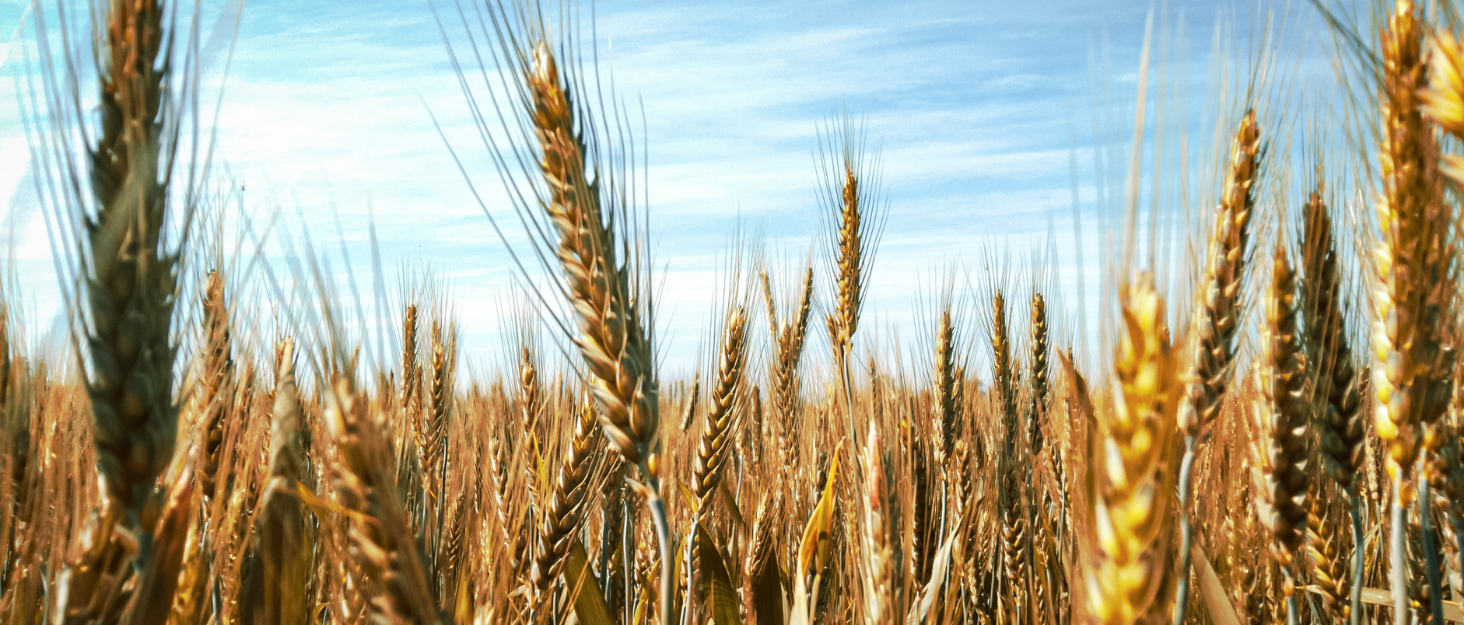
[[1179, 109, 1260, 439], [1249, 248, 1308, 601], [403, 304, 423, 426], [488, 433, 527, 580], [326, 373, 441, 623], [1084, 273, 1181, 625], [1373, 0, 1455, 503], [525, 40, 660, 473], [991, 290, 1020, 466], [766, 262, 814, 466], [402, 304, 424, 521], [1028, 293, 1050, 455], [1000, 462, 1027, 617], [1301, 189, 1364, 496], [828, 167, 864, 358], [196, 271, 234, 496], [1172, 108, 1261, 623], [678, 375, 700, 433], [420, 320, 454, 576], [83, 0, 184, 536], [1307, 479, 1352, 622], [905, 417, 936, 586], [168, 270, 234, 625], [519, 342, 542, 459], [744, 494, 782, 624], [530, 396, 602, 615], [934, 307, 960, 465], [239, 338, 312, 624], [693, 306, 748, 525]]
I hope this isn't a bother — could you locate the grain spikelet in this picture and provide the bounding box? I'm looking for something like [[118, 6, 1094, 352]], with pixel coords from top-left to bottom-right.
[[239, 339, 312, 624], [531, 397, 601, 615], [1028, 293, 1051, 455], [197, 271, 234, 496], [1249, 249, 1308, 603], [1306, 482, 1351, 621], [693, 307, 748, 524], [526, 39, 660, 468], [764, 263, 814, 465], [84, 0, 184, 532], [1372, 0, 1454, 502], [1085, 273, 1181, 625], [1302, 189, 1364, 494], [934, 307, 959, 465], [1179, 110, 1260, 438]]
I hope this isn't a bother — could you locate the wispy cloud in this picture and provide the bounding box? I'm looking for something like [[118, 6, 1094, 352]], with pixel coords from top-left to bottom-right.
[[1, 0, 1326, 374]]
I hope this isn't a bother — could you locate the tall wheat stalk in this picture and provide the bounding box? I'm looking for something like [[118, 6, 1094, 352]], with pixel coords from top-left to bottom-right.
[[509, 29, 674, 623], [1174, 110, 1261, 624], [821, 119, 882, 455], [1374, 1, 1456, 619]]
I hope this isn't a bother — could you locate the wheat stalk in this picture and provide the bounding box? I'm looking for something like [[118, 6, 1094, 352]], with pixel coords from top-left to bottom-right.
[[514, 32, 676, 623], [860, 424, 897, 624], [1173, 109, 1261, 624], [1374, 2, 1458, 619]]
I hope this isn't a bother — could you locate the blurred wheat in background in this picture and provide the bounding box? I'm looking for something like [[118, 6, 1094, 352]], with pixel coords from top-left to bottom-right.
[[8, 0, 1464, 624]]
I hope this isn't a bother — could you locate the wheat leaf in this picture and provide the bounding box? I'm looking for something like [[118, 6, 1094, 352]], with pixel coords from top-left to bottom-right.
[[697, 525, 744, 625], [564, 541, 615, 625]]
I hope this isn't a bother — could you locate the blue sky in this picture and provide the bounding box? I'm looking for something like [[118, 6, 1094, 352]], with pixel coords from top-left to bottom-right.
[[1, 0, 1333, 379]]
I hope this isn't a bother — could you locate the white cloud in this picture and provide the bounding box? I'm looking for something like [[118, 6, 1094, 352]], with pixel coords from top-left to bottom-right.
[[0, 0, 1331, 375]]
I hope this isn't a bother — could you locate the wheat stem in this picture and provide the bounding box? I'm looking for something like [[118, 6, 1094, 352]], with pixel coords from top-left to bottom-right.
[[1392, 476, 1408, 625], [1421, 475, 1445, 624]]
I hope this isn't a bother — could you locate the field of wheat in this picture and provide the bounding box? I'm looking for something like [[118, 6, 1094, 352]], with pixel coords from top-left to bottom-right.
[[10, 0, 1464, 624]]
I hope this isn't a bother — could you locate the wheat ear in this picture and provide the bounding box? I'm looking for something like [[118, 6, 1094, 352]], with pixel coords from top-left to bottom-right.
[[237, 338, 312, 624], [420, 320, 453, 579], [693, 306, 747, 525], [934, 307, 960, 467], [530, 397, 601, 619], [1300, 187, 1366, 623], [1086, 273, 1181, 625], [326, 373, 441, 622], [169, 270, 233, 624], [765, 263, 814, 467], [83, 0, 184, 556], [1307, 481, 1352, 623]]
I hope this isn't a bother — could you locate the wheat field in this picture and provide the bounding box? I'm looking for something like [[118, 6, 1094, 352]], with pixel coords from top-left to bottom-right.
[[5, 0, 1464, 624]]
